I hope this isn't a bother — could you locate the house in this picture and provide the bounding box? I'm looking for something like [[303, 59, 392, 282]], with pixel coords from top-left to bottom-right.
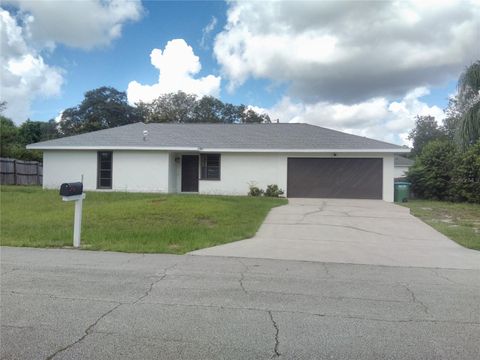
[[27, 123, 409, 201], [394, 155, 414, 179]]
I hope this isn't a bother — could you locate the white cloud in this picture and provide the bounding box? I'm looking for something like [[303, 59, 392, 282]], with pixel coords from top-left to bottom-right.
[[200, 16, 217, 49], [0, 9, 63, 122], [1, 1, 143, 122], [257, 88, 445, 146], [127, 39, 221, 104], [4, 0, 143, 50], [214, 0, 479, 103], [54, 110, 64, 123]]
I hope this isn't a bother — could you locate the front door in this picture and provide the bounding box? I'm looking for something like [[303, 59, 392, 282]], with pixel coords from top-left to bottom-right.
[[181, 155, 199, 192]]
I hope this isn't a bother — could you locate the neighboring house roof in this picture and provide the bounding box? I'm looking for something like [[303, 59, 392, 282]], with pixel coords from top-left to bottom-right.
[[394, 155, 414, 166], [27, 122, 409, 153]]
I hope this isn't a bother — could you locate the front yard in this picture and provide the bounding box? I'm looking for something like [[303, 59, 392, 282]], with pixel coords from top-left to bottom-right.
[[402, 200, 480, 250], [0, 186, 286, 254]]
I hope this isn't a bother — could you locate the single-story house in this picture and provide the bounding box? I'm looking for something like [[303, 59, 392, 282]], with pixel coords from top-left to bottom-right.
[[394, 155, 414, 179], [27, 123, 409, 201]]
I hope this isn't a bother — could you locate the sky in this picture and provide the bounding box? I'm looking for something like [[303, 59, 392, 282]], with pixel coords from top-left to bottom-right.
[[1, 0, 479, 145]]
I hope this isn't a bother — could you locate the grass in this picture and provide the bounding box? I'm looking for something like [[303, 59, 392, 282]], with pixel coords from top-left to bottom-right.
[[401, 200, 480, 250], [0, 186, 287, 254]]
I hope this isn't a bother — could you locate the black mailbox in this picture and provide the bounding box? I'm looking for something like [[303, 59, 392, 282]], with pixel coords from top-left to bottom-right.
[[60, 182, 83, 197]]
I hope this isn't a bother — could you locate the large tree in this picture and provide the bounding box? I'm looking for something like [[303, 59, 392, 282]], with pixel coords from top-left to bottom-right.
[[59, 87, 142, 136], [137, 91, 198, 123], [456, 61, 480, 148], [192, 96, 225, 123], [407, 115, 446, 157], [137, 91, 271, 124]]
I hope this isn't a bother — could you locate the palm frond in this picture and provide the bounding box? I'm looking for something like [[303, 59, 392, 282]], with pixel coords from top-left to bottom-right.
[[458, 60, 480, 104], [458, 100, 480, 149]]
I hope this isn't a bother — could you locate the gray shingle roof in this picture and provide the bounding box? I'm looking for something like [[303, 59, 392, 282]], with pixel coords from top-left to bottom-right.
[[394, 155, 414, 166], [28, 122, 408, 151]]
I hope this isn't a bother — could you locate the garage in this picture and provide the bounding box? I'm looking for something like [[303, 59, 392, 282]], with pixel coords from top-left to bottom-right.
[[287, 158, 383, 199]]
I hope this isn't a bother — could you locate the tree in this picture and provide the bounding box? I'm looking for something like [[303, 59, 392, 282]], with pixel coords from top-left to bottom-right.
[[16, 119, 59, 152], [18, 120, 42, 145], [407, 115, 446, 157], [452, 140, 480, 203], [456, 61, 480, 148], [137, 91, 272, 124], [0, 117, 43, 161], [59, 87, 142, 136], [407, 140, 457, 200], [192, 96, 224, 123], [138, 91, 198, 123], [241, 108, 271, 123], [0, 116, 18, 158], [221, 103, 244, 123], [39, 119, 60, 141]]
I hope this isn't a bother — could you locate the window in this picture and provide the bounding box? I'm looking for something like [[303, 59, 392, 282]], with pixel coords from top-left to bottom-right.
[[97, 151, 112, 189], [200, 154, 220, 180]]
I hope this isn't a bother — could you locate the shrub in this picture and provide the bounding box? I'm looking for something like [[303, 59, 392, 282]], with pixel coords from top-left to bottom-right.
[[248, 185, 264, 197], [452, 141, 480, 203], [407, 140, 457, 200], [264, 184, 284, 197]]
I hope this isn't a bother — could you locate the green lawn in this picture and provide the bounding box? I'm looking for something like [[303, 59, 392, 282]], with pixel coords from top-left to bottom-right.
[[401, 200, 480, 251], [0, 186, 286, 254]]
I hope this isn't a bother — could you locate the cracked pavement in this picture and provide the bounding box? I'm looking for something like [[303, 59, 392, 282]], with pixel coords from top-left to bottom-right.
[[190, 198, 480, 269], [1, 247, 480, 359]]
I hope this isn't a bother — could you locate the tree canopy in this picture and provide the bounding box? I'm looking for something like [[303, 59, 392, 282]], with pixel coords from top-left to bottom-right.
[[58, 89, 272, 136], [137, 91, 272, 124], [407, 115, 446, 157], [59, 87, 143, 136], [0, 117, 57, 161]]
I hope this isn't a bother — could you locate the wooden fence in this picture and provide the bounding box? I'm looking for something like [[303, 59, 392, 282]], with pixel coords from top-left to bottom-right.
[[0, 158, 43, 185]]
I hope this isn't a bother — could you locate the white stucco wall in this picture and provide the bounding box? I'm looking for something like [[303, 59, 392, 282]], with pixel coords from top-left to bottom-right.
[[382, 154, 395, 202], [394, 166, 410, 178], [43, 150, 98, 190], [43, 150, 170, 192], [199, 153, 286, 195], [43, 150, 396, 201], [112, 151, 169, 192]]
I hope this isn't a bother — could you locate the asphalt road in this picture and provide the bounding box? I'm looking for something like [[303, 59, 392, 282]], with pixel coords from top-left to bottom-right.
[[1, 247, 479, 359]]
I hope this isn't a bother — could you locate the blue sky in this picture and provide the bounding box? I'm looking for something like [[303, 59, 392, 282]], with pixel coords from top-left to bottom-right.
[[1, 0, 477, 145], [30, 1, 287, 120]]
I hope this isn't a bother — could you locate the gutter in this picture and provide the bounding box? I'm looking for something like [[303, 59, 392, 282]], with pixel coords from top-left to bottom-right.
[[26, 145, 410, 153]]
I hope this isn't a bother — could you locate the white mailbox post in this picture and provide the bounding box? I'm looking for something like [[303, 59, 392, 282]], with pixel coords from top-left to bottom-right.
[[62, 193, 86, 248]]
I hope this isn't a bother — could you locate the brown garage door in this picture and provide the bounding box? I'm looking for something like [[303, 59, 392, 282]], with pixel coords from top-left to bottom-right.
[[287, 158, 383, 199]]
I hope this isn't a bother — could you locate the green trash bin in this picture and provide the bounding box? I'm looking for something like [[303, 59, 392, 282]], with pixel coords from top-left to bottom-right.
[[394, 182, 411, 202]]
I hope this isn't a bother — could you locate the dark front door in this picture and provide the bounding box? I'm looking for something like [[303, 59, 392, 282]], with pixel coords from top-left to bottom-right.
[[181, 155, 199, 192], [287, 158, 383, 199]]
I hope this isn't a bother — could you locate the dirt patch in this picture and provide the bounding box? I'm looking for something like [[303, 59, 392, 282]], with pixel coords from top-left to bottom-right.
[[168, 244, 181, 251], [150, 198, 167, 205], [197, 218, 217, 228]]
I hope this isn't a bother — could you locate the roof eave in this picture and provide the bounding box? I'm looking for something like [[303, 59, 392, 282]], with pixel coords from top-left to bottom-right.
[[27, 145, 410, 153]]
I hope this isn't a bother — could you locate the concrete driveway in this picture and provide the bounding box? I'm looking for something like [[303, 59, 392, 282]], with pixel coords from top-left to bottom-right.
[[191, 198, 480, 269], [2, 247, 480, 359]]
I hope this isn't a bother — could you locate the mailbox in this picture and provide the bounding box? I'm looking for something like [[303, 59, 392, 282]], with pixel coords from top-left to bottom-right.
[[60, 182, 83, 197]]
